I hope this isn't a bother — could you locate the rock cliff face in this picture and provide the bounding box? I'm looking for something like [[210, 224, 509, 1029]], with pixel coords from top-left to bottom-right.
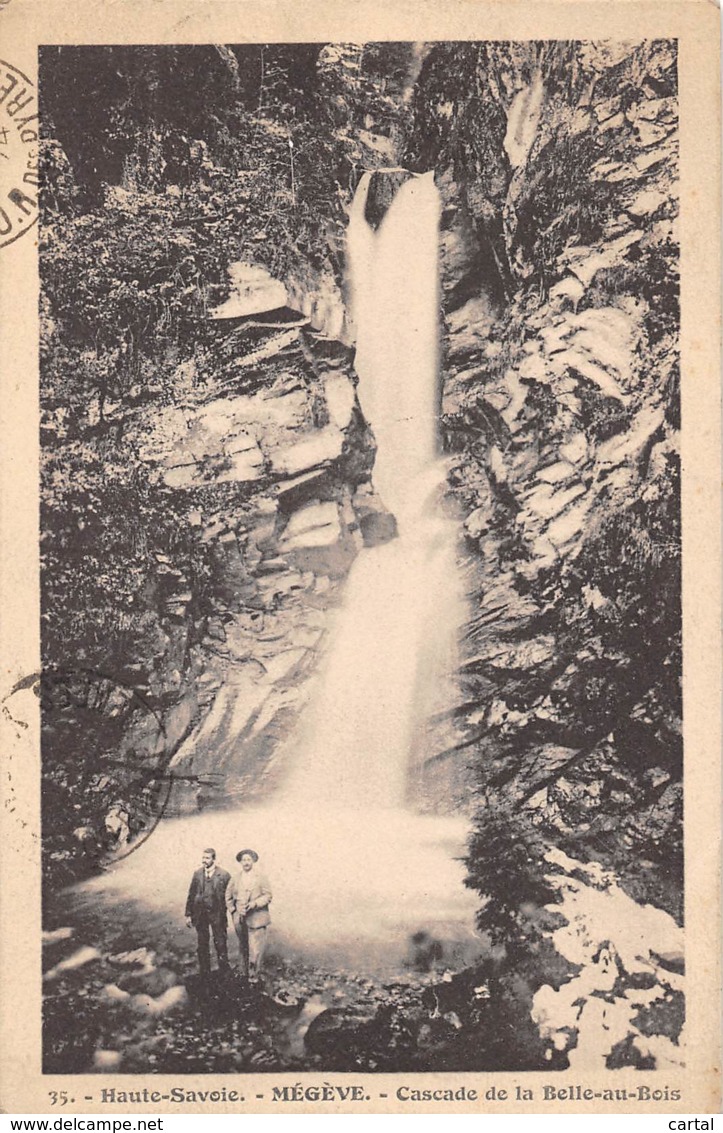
[[409, 40, 681, 916]]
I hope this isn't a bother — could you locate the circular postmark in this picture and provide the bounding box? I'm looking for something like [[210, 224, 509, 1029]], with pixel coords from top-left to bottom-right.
[[2, 667, 174, 869], [0, 58, 38, 249]]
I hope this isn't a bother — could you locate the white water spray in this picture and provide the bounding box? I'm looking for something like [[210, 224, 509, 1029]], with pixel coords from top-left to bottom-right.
[[348, 171, 441, 524], [282, 172, 463, 811]]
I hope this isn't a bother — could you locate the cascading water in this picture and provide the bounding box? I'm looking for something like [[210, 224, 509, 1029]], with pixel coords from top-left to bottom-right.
[[66, 170, 479, 969], [281, 171, 462, 810], [348, 171, 441, 522]]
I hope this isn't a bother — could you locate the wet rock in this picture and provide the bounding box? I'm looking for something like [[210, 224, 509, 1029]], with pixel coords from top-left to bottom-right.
[[504, 74, 546, 170], [117, 966, 179, 997], [464, 507, 489, 540], [209, 261, 288, 320], [304, 1007, 377, 1057], [279, 501, 342, 550], [72, 825, 96, 845], [108, 947, 156, 972], [536, 461, 576, 485], [92, 1050, 123, 1071], [42, 927, 74, 946], [44, 946, 103, 981], [155, 986, 190, 1014]]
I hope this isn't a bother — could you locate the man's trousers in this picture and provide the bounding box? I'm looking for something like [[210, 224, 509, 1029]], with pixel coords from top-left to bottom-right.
[[233, 915, 268, 977], [195, 915, 229, 976]]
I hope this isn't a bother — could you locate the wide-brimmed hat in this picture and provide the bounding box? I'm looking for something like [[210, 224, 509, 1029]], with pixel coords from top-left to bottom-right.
[[236, 848, 259, 862]]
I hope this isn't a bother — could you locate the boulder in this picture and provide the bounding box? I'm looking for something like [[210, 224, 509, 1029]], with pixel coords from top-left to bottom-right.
[[100, 984, 132, 1005], [92, 1050, 123, 1071], [504, 72, 546, 169], [44, 946, 103, 981], [271, 431, 345, 479], [278, 501, 342, 550], [304, 1007, 377, 1057], [209, 261, 288, 319], [117, 966, 179, 997], [323, 372, 356, 432]]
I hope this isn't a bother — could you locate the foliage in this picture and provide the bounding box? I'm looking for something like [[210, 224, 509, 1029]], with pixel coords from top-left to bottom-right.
[[465, 812, 558, 954], [39, 46, 334, 668], [511, 125, 616, 285], [41, 440, 212, 667]]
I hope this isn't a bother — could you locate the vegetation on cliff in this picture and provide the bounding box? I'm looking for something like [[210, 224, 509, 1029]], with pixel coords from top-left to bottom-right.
[[410, 40, 681, 931]]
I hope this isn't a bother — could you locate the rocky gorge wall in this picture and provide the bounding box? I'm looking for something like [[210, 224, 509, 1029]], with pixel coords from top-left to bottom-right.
[[41, 274, 392, 874], [387, 40, 682, 917]]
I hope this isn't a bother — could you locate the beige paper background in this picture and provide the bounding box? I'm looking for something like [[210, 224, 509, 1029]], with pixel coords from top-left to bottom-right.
[[0, 0, 719, 1115]]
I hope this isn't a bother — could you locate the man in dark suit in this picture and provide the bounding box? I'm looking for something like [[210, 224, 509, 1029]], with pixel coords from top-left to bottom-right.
[[185, 848, 231, 978]]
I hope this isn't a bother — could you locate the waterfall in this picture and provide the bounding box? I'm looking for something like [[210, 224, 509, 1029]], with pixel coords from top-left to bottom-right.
[[348, 170, 441, 525], [281, 171, 463, 810], [70, 169, 477, 967]]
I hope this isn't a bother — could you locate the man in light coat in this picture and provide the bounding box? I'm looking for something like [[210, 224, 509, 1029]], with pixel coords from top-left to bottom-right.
[[226, 848, 272, 980]]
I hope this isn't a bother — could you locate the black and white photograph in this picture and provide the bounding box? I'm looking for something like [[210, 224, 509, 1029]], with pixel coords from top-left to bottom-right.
[[30, 36, 689, 1079], [1, 3, 719, 1113]]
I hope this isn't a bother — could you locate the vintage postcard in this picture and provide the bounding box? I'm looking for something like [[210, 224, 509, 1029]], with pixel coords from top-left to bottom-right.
[[0, 0, 720, 1116]]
